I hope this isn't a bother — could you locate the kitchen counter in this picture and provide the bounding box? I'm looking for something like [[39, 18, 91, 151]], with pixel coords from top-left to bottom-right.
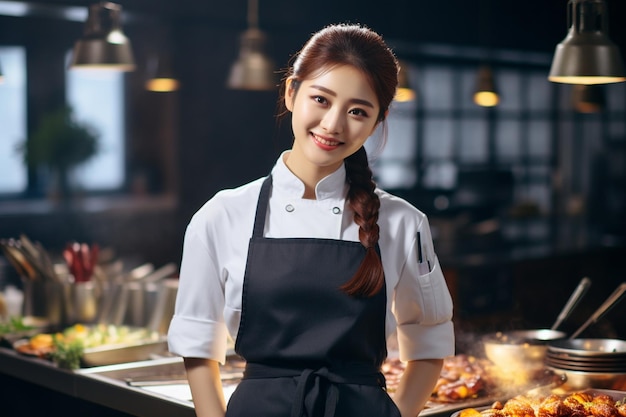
[[0, 346, 196, 417], [0, 345, 490, 417]]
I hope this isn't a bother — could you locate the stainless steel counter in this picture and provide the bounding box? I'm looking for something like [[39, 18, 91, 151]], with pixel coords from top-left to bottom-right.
[[0, 346, 196, 417]]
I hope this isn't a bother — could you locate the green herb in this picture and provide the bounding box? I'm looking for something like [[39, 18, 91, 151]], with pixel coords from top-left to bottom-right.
[[50, 336, 84, 370], [0, 316, 34, 336]]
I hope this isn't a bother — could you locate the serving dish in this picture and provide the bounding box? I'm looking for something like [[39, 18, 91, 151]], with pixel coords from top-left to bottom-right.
[[81, 335, 168, 366], [12, 324, 168, 367], [449, 389, 626, 417]]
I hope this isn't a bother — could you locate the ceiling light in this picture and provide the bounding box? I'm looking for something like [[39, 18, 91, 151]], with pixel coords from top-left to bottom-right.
[[145, 53, 179, 92], [227, 0, 276, 91], [394, 61, 416, 102], [473, 65, 499, 107], [549, 0, 625, 84], [70, 2, 135, 71]]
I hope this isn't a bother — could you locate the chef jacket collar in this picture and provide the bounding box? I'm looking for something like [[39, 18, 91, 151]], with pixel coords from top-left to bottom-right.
[[273, 151, 348, 201]]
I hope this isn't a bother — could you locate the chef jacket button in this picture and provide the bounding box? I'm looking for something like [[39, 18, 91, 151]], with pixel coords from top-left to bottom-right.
[[285, 204, 295, 213], [332, 207, 341, 214]]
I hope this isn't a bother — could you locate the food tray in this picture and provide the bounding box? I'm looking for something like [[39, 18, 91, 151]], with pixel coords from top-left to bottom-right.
[[81, 335, 168, 367], [420, 395, 506, 417], [448, 389, 626, 417], [0, 316, 50, 346]]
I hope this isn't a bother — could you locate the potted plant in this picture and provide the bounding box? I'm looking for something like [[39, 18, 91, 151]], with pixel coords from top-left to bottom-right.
[[18, 106, 99, 200]]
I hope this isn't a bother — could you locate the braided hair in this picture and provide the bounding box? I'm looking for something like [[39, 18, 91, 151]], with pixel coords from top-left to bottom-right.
[[281, 24, 399, 296]]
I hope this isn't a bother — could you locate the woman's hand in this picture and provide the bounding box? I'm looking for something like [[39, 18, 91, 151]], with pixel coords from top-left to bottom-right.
[[393, 358, 443, 417], [184, 357, 226, 417]]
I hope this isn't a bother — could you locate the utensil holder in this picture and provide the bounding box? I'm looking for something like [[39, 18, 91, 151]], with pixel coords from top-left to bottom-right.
[[21, 278, 72, 329]]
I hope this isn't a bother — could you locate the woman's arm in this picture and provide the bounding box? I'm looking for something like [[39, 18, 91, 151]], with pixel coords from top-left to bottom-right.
[[184, 358, 226, 417], [393, 358, 443, 417]]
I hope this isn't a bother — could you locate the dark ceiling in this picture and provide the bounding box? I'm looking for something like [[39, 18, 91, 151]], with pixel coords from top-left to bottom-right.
[[3, 0, 626, 54]]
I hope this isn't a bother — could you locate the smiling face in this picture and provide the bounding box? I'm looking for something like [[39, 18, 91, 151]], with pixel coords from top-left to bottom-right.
[[284, 64, 381, 186]]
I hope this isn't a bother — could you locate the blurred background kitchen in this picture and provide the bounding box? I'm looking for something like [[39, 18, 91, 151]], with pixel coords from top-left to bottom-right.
[[1, 0, 625, 341]]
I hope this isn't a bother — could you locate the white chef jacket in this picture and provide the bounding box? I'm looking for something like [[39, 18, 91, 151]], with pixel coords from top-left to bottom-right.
[[168, 152, 454, 364]]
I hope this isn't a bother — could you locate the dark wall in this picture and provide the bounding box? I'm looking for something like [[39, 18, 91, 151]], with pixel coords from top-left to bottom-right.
[[1, 0, 625, 269]]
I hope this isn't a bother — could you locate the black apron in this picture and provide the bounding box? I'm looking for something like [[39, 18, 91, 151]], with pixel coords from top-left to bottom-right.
[[225, 175, 401, 417]]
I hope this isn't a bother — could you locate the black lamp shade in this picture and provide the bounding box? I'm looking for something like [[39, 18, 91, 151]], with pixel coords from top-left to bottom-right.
[[549, 0, 625, 84]]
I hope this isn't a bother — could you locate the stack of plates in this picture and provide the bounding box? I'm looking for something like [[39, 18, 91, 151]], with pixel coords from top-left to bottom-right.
[[546, 338, 626, 372]]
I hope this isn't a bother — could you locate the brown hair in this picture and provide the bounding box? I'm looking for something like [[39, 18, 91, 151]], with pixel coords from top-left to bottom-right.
[[281, 24, 399, 297]]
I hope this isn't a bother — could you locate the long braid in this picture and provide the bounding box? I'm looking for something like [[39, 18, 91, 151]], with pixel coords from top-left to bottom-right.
[[278, 24, 397, 296], [340, 147, 385, 297]]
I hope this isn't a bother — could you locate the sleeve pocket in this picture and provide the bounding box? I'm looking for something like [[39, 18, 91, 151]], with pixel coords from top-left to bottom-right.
[[415, 258, 453, 325]]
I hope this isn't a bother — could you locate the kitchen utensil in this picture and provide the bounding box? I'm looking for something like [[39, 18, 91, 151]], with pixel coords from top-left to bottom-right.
[[569, 282, 626, 339], [545, 367, 626, 391], [551, 276, 591, 330], [19, 234, 56, 281], [63, 242, 100, 282], [140, 262, 177, 284], [72, 280, 99, 323], [148, 278, 179, 335], [21, 278, 72, 327], [481, 278, 592, 371], [548, 338, 626, 356], [81, 335, 168, 367], [483, 329, 567, 372], [1, 240, 38, 280], [1, 241, 30, 278], [545, 337, 626, 389]]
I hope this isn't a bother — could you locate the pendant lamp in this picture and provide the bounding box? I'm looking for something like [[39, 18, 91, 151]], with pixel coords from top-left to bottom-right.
[[227, 0, 276, 91], [145, 55, 180, 92], [145, 51, 180, 93], [0, 60, 4, 84], [572, 84, 606, 113], [473, 65, 500, 107], [394, 61, 416, 102], [70, 2, 135, 71], [549, 0, 625, 84]]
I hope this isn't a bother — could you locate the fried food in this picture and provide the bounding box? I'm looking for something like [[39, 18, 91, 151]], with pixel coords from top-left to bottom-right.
[[433, 354, 494, 402], [538, 394, 570, 417], [460, 391, 626, 417], [382, 354, 502, 402]]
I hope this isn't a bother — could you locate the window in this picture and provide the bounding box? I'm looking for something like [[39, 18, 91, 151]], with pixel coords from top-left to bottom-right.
[[65, 56, 126, 191], [373, 50, 558, 207], [0, 48, 126, 198], [0, 46, 27, 195], [372, 45, 626, 244]]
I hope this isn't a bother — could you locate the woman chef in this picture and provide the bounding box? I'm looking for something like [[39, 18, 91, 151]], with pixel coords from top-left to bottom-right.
[[167, 23, 455, 417]]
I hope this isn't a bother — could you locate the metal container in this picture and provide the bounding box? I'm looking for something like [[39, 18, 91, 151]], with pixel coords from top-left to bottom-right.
[[546, 367, 626, 391], [547, 338, 626, 356], [483, 329, 567, 372], [81, 335, 168, 367]]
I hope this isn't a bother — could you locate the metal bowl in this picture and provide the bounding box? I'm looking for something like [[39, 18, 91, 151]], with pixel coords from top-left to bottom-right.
[[547, 367, 626, 391], [547, 338, 626, 357], [483, 330, 567, 372]]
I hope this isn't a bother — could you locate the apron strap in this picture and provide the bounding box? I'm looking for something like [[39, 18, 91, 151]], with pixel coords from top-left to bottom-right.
[[252, 175, 273, 238], [243, 363, 386, 417], [291, 368, 338, 417]]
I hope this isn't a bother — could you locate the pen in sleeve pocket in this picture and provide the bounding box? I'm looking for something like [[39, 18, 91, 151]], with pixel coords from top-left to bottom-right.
[[417, 232, 432, 274], [417, 231, 423, 263]]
